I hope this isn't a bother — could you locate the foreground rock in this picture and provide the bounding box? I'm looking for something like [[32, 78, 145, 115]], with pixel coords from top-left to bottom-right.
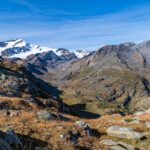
[[100, 140, 136, 150], [37, 111, 57, 120], [0, 130, 22, 150], [37, 111, 69, 121], [60, 121, 93, 149], [0, 139, 11, 150], [5, 130, 22, 147], [75, 121, 92, 136], [106, 126, 145, 139]]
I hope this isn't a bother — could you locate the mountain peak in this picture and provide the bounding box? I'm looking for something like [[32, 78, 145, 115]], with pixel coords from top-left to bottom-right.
[[55, 48, 70, 56], [0, 39, 56, 58], [120, 42, 136, 47], [74, 49, 90, 58], [6, 38, 27, 47], [0, 39, 90, 59], [135, 40, 150, 49]]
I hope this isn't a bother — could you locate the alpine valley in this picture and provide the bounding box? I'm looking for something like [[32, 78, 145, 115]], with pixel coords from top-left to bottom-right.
[[0, 39, 150, 150]]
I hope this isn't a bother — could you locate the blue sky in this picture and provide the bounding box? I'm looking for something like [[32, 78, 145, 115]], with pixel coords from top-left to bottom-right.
[[0, 0, 150, 50]]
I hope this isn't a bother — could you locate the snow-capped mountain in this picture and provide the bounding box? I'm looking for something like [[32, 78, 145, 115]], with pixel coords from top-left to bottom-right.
[[0, 39, 90, 59], [74, 50, 90, 58], [54, 48, 70, 56], [0, 39, 56, 58]]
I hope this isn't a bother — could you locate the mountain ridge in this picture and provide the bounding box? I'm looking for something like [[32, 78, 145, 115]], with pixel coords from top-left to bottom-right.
[[0, 39, 90, 59], [1, 39, 150, 115], [41, 40, 150, 115]]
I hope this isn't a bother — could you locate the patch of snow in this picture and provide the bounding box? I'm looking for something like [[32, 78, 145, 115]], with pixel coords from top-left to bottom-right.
[[74, 50, 90, 58]]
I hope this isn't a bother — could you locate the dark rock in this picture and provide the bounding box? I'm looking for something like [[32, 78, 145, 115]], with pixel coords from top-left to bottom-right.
[[0, 139, 12, 150], [5, 130, 22, 147]]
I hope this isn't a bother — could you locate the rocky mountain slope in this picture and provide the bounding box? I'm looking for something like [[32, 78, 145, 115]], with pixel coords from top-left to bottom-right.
[[43, 41, 150, 115], [133, 40, 150, 67], [0, 40, 150, 149], [14, 40, 150, 115], [62, 42, 148, 72], [24, 50, 77, 76], [0, 57, 70, 112]]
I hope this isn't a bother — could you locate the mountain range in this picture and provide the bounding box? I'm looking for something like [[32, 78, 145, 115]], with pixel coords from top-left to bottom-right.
[[59, 41, 150, 115], [1, 39, 150, 115], [0, 39, 150, 149], [0, 39, 90, 59]]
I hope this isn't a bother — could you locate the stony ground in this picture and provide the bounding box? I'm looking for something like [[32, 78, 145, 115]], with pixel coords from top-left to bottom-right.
[[0, 96, 150, 150]]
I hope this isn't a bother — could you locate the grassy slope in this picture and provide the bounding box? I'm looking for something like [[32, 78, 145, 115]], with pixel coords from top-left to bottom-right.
[[0, 96, 149, 150], [59, 68, 150, 115]]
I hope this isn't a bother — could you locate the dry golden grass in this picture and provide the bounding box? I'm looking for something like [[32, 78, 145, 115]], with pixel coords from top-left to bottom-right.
[[0, 95, 149, 149]]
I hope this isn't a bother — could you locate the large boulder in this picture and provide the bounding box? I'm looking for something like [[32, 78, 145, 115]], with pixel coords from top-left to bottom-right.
[[100, 140, 136, 150], [106, 126, 144, 139], [37, 111, 69, 121], [37, 111, 58, 120]]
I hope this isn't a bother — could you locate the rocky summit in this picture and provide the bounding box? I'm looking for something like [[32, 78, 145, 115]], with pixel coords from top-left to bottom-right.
[[0, 40, 150, 150]]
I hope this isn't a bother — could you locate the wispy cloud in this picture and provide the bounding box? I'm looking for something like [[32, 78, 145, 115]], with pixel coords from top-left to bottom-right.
[[8, 0, 76, 17], [8, 0, 38, 11], [0, 4, 150, 50]]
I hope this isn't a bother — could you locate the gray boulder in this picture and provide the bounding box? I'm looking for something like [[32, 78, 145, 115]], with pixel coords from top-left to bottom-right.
[[37, 111, 58, 120], [106, 126, 144, 139], [37, 111, 70, 121], [100, 140, 136, 150]]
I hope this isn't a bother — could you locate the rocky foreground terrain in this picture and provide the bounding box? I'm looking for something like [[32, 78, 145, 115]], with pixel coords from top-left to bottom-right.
[[0, 40, 150, 149]]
